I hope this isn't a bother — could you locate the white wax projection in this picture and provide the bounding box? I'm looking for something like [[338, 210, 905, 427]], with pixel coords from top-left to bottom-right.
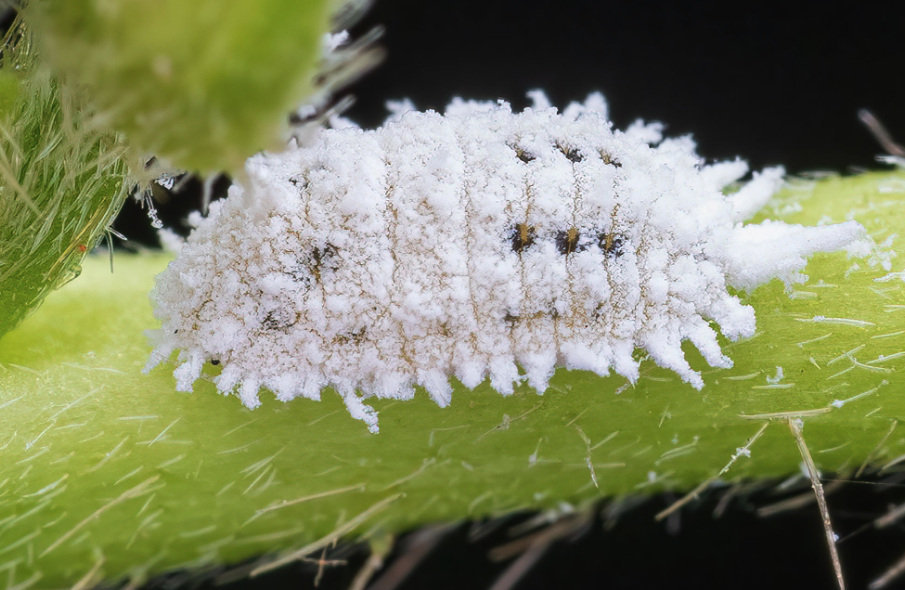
[[146, 92, 866, 432]]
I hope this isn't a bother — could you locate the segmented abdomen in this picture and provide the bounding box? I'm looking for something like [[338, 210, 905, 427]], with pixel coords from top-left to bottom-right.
[[147, 94, 864, 432]]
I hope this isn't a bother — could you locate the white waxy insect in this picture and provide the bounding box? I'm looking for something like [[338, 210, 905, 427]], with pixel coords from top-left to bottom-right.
[[146, 92, 866, 432]]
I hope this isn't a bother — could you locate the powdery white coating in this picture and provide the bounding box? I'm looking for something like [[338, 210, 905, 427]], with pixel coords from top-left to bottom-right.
[[146, 93, 865, 432]]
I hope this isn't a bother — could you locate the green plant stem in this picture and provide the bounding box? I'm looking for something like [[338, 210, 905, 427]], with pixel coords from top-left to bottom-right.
[[0, 170, 903, 587]]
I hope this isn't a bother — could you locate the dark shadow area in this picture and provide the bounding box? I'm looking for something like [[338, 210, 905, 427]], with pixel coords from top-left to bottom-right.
[[137, 473, 905, 590], [345, 0, 904, 176]]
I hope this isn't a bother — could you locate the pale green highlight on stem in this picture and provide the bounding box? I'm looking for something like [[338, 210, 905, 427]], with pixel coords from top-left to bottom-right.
[[0, 171, 902, 587]]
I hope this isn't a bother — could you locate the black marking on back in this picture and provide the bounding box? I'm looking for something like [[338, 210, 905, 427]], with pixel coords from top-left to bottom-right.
[[335, 327, 367, 344], [289, 176, 309, 190], [556, 227, 583, 255], [510, 223, 536, 253], [309, 243, 339, 277], [503, 311, 549, 326], [509, 143, 536, 164], [262, 308, 297, 331], [598, 233, 624, 257], [600, 151, 622, 168], [557, 143, 584, 163], [287, 243, 340, 288]]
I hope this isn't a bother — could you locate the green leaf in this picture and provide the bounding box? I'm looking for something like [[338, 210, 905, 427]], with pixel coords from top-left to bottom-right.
[[25, 0, 332, 174], [0, 23, 131, 340], [0, 70, 21, 120]]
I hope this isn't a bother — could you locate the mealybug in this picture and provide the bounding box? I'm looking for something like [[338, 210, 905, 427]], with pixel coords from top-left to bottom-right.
[[146, 92, 866, 432]]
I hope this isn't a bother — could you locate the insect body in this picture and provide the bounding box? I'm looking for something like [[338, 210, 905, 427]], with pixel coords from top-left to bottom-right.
[[147, 93, 865, 432]]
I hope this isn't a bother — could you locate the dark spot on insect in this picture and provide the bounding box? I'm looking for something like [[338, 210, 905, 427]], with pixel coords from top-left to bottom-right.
[[600, 151, 622, 168], [556, 227, 584, 255], [557, 143, 584, 163], [289, 176, 309, 191], [335, 327, 366, 344], [291, 243, 340, 286], [508, 143, 536, 164], [598, 233, 624, 257], [174, 329, 179, 334], [509, 223, 536, 253], [261, 307, 299, 330], [262, 312, 281, 330], [504, 311, 548, 326], [210, 359, 220, 366], [309, 243, 339, 277], [262, 308, 296, 331], [590, 301, 617, 323]]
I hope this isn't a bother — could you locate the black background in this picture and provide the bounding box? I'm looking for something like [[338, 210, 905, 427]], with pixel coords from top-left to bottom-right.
[[131, 1, 905, 589], [117, 0, 905, 246], [160, 483, 905, 590], [345, 0, 905, 176]]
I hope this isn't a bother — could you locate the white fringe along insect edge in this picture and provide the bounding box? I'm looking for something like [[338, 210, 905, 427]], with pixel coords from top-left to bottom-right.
[[146, 92, 869, 432]]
